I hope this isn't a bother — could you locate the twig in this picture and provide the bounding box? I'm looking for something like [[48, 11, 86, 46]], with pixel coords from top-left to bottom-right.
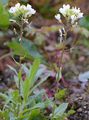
[[0, 52, 13, 60]]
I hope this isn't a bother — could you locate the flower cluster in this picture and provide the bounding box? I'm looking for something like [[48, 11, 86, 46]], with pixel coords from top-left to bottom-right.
[[55, 4, 83, 24], [9, 3, 36, 18]]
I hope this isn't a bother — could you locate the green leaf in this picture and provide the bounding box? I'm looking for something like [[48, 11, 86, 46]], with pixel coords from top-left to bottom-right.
[[23, 58, 41, 102], [30, 73, 50, 94], [0, 93, 8, 100], [0, 110, 9, 120], [8, 40, 33, 60], [53, 103, 68, 118], [79, 16, 89, 30], [0, 3, 9, 29], [9, 112, 15, 120], [55, 89, 67, 100], [11, 90, 21, 103], [31, 102, 45, 110], [67, 109, 75, 116], [0, 12, 9, 27], [29, 109, 40, 119], [19, 109, 46, 120], [8, 38, 42, 60], [20, 38, 42, 59], [0, 3, 3, 12]]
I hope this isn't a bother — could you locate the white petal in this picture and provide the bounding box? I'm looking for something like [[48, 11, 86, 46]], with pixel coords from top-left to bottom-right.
[[15, 3, 20, 8], [30, 8, 36, 14], [78, 13, 83, 18], [20, 5, 26, 10], [26, 4, 36, 14], [63, 4, 70, 9], [55, 14, 61, 21], [26, 4, 32, 10], [59, 8, 66, 15], [9, 7, 16, 13]]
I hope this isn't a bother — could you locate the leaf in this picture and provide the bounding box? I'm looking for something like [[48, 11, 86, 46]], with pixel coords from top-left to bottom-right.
[[67, 109, 75, 116], [0, 110, 9, 120], [20, 38, 42, 59], [23, 58, 41, 102], [55, 89, 67, 100], [0, 3, 9, 29], [21, 103, 45, 115], [9, 112, 15, 120], [30, 69, 50, 93], [7, 65, 18, 75], [8, 40, 33, 60], [0, 93, 8, 100], [8, 38, 43, 60], [31, 102, 45, 110], [29, 109, 40, 119], [19, 109, 41, 120], [79, 16, 89, 30], [53, 103, 68, 118], [0, 3, 3, 12], [19, 108, 46, 120], [56, 67, 62, 81], [11, 90, 22, 104], [30, 72, 50, 94]]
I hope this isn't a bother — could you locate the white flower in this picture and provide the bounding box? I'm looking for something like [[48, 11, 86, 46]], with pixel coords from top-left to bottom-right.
[[71, 7, 83, 23], [9, 3, 36, 18], [25, 4, 36, 17], [78, 13, 83, 18], [55, 4, 83, 25], [26, 4, 36, 14], [59, 4, 70, 17], [55, 14, 61, 21], [63, 4, 70, 9], [72, 7, 83, 18], [15, 3, 20, 8], [72, 7, 80, 15], [20, 5, 27, 11], [9, 7, 17, 13], [9, 3, 21, 14]]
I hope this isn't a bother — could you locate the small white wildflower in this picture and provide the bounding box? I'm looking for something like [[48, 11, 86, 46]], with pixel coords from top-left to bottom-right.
[[15, 3, 20, 8], [72, 7, 80, 13], [59, 4, 70, 17], [9, 7, 17, 13], [55, 4, 83, 25], [72, 7, 83, 18], [26, 4, 36, 14], [25, 4, 36, 17], [55, 14, 61, 21], [9, 3, 36, 18], [78, 13, 83, 18], [63, 4, 70, 9], [71, 7, 83, 24]]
